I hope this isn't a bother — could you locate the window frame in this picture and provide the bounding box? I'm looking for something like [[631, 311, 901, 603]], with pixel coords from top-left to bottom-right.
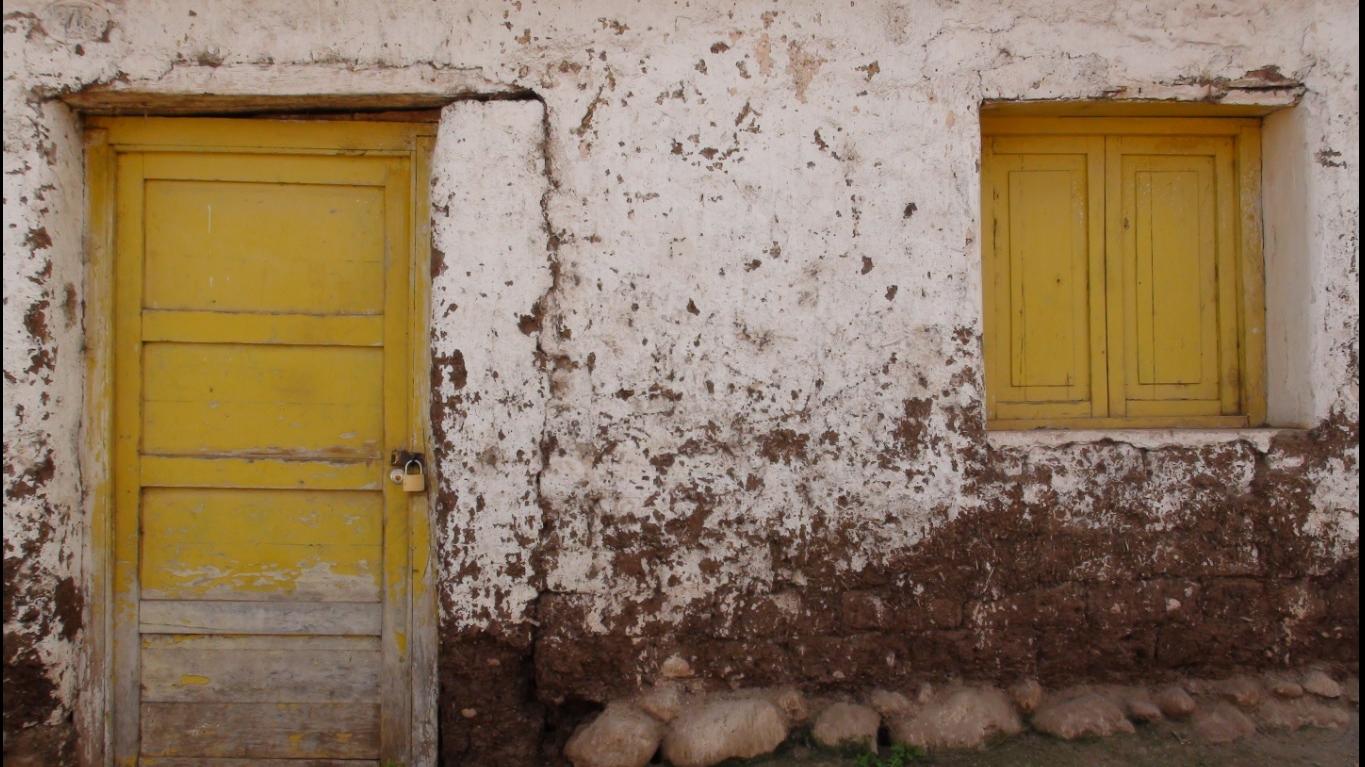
[[980, 116, 1267, 431]]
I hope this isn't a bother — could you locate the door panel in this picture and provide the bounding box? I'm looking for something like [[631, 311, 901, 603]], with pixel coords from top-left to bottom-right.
[[107, 118, 425, 765], [142, 174, 387, 314], [140, 488, 384, 602], [139, 702, 381, 760]]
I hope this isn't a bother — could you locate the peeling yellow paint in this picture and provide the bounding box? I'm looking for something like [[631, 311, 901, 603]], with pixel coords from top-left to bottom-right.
[[98, 118, 431, 762]]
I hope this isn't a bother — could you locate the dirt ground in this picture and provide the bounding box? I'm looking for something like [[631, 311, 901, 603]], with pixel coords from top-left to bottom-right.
[[746, 711, 1360, 767]]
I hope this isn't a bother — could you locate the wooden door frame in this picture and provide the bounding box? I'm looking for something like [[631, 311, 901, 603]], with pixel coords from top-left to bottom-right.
[[80, 116, 438, 766]]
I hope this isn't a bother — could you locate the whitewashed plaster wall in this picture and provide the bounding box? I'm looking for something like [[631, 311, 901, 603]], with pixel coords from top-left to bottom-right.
[[2, 0, 1358, 761]]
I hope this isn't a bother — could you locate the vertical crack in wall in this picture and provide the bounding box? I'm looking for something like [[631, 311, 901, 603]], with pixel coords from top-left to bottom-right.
[[529, 91, 566, 755]]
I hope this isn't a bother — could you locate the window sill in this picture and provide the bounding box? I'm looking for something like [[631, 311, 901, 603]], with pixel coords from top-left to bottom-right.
[[986, 427, 1305, 453]]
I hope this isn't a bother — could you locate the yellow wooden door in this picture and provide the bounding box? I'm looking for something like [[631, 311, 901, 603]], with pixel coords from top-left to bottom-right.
[[100, 118, 430, 766]]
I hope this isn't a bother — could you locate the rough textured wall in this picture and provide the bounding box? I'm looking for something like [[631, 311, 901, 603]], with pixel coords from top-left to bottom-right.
[[2, 1, 1359, 765]]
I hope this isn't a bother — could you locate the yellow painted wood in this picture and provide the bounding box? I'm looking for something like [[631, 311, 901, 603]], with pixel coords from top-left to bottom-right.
[[141, 489, 383, 602], [1237, 126, 1268, 425], [982, 116, 1261, 136], [981, 101, 1287, 118], [1111, 136, 1234, 417], [141, 343, 384, 458], [112, 152, 148, 763], [81, 127, 116, 767], [142, 163, 387, 315], [139, 455, 382, 491], [104, 117, 431, 764], [1124, 152, 1220, 399], [142, 311, 385, 347], [92, 114, 431, 151], [982, 136, 1106, 421], [982, 116, 1266, 429], [1214, 141, 1243, 415], [379, 153, 413, 761]]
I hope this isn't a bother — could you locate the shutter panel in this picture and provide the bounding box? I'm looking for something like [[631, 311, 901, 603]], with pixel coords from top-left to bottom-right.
[[1106, 136, 1241, 418], [983, 136, 1107, 421]]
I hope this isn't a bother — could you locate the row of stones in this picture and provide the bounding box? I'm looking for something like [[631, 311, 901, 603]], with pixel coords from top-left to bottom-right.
[[565, 661, 1358, 767]]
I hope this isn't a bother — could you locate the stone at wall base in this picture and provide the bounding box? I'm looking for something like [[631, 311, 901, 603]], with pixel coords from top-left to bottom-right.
[[564, 702, 664, 767], [889, 686, 1022, 750], [1031, 692, 1136, 740], [812, 701, 880, 751], [661, 697, 788, 767], [1192, 702, 1257, 744]]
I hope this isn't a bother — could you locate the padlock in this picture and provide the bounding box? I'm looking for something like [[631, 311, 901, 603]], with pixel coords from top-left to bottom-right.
[[402, 459, 426, 492]]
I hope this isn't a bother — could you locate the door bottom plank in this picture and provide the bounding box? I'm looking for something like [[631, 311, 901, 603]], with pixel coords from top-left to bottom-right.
[[141, 702, 380, 759]]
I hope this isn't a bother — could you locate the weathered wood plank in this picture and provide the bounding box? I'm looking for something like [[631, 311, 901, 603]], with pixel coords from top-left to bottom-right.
[[139, 455, 382, 491], [142, 169, 386, 315], [141, 635, 381, 703], [140, 601, 382, 635], [140, 487, 383, 603], [142, 311, 385, 347], [142, 343, 383, 457], [141, 702, 380, 759]]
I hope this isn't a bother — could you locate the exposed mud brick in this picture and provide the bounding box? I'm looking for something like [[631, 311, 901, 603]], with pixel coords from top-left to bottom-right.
[[688, 640, 794, 687], [1037, 625, 1158, 682], [841, 591, 889, 630], [979, 583, 1088, 629], [439, 637, 544, 767], [1088, 579, 1202, 628], [792, 634, 910, 686], [3, 3, 1360, 765], [731, 591, 813, 638], [1156, 620, 1275, 670]]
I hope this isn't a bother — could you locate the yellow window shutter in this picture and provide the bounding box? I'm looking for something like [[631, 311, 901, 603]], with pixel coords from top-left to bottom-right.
[[1105, 135, 1242, 419], [982, 136, 1107, 422]]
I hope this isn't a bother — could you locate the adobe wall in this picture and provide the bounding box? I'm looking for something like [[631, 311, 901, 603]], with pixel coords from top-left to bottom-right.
[[3, 1, 1357, 764]]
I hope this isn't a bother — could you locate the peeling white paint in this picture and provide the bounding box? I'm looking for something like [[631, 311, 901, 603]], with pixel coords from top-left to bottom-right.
[[2, 0, 1359, 757]]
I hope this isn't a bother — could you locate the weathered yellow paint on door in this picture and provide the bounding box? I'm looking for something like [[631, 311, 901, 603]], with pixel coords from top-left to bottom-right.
[[97, 117, 431, 766], [981, 117, 1265, 429]]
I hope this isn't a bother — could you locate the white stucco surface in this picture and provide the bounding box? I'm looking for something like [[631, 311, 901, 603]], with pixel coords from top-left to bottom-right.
[[2, 1, 1357, 759]]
